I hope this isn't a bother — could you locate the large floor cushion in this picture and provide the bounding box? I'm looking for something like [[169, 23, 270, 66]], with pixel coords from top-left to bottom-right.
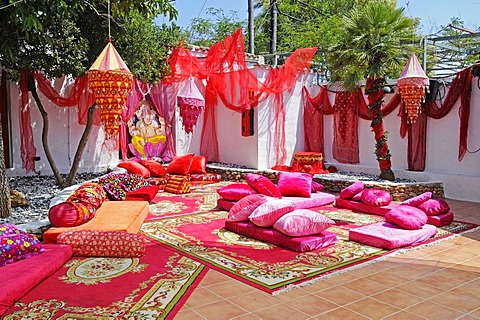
[[43, 201, 149, 244], [335, 198, 399, 216], [349, 222, 438, 250], [427, 211, 454, 227], [125, 185, 161, 202], [224, 220, 337, 252], [284, 192, 336, 209], [0, 244, 72, 316]]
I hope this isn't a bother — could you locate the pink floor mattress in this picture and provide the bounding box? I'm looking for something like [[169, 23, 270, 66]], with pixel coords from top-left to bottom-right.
[[335, 198, 399, 216], [224, 220, 337, 252], [349, 222, 438, 250]]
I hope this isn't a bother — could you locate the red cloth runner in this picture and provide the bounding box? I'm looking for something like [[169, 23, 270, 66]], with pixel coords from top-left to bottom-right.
[[332, 91, 359, 164]]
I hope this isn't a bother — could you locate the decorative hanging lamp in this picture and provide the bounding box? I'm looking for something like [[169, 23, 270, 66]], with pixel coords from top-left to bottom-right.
[[397, 53, 429, 124], [177, 78, 205, 134]]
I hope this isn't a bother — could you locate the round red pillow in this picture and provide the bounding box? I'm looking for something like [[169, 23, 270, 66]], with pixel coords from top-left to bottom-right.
[[361, 188, 392, 207]]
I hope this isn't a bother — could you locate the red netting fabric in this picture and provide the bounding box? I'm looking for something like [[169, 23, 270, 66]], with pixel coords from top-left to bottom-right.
[[332, 91, 360, 164]]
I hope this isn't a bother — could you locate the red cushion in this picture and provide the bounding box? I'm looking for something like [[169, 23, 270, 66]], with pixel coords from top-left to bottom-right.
[[339, 181, 364, 199], [217, 183, 257, 201], [117, 160, 151, 178], [164, 176, 191, 194], [140, 159, 166, 177], [246, 173, 282, 198], [385, 206, 428, 230], [417, 199, 450, 216], [427, 211, 454, 227], [361, 188, 392, 207], [227, 194, 267, 222], [401, 192, 432, 207], [166, 154, 194, 175], [217, 198, 237, 211], [351, 190, 364, 201], [188, 156, 207, 174], [48, 201, 96, 227], [125, 185, 161, 202], [277, 172, 312, 198]]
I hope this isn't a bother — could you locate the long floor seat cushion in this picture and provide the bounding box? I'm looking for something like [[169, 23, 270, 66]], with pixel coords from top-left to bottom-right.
[[335, 198, 399, 216], [0, 244, 73, 316], [349, 222, 438, 250], [43, 201, 149, 244], [427, 211, 454, 227], [224, 220, 337, 252]]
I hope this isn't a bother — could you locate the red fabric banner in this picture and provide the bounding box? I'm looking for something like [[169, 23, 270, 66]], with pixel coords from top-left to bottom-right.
[[332, 91, 360, 164]]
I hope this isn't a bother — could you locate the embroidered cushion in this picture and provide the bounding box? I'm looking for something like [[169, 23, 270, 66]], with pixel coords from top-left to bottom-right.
[[273, 209, 335, 237], [339, 181, 364, 199], [140, 159, 167, 177], [188, 156, 207, 174], [311, 181, 324, 193], [417, 199, 450, 216], [98, 173, 127, 201], [227, 194, 267, 222], [401, 192, 432, 207], [166, 153, 194, 175], [48, 200, 97, 227], [217, 183, 257, 201], [164, 176, 191, 194], [68, 182, 106, 209], [0, 224, 23, 236], [118, 173, 151, 192], [249, 198, 296, 227], [246, 173, 282, 198], [1, 232, 44, 266], [277, 172, 312, 198], [117, 160, 150, 178], [57, 230, 146, 258], [361, 188, 392, 207], [385, 206, 428, 230]]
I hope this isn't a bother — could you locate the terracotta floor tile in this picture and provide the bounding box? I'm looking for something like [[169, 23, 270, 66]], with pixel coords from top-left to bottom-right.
[[199, 269, 233, 287], [364, 271, 413, 287], [228, 291, 280, 312], [322, 270, 359, 285], [315, 307, 370, 319], [434, 266, 480, 282], [252, 303, 311, 320], [192, 300, 249, 320], [456, 315, 479, 320], [380, 264, 430, 281], [272, 287, 311, 302], [315, 285, 364, 305], [230, 313, 262, 320], [205, 279, 255, 299], [415, 273, 464, 291], [298, 278, 337, 293], [449, 283, 480, 302], [371, 288, 422, 309], [185, 287, 222, 308], [395, 280, 444, 299], [405, 300, 464, 320], [345, 297, 401, 319], [429, 291, 480, 313], [285, 294, 339, 316], [382, 310, 428, 320], [341, 277, 389, 296], [468, 307, 480, 317], [175, 308, 207, 319]]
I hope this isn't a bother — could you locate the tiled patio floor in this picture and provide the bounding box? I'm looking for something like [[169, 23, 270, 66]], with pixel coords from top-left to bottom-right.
[[176, 199, 480, 319]]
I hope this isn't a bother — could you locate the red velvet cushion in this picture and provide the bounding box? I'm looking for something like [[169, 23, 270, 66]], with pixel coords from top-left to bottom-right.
[[385, 206, 428, 230], [125, 185, 161, 202], [417, 199, 450, 216], [117, 160, 150, 178], [361, 188, 392, 207], [227, 194, 267, 222], [246, 173, 282, 198], [140, 159, 167, 177], [249, 198, 296, 227], [401, 192, 432, 207], [188, 156, 207, 174], [311, 181, 324, 192], [217, 183, 257, 201], [277, 172, 312, 198], [166, 153, 194, 175], [273, 209, 334, 236], [339, 181, 364, 199], [48, 201, 96, 227], [57, 230, 146, 257]]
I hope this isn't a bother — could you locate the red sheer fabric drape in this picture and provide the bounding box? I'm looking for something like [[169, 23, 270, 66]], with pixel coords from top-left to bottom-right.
[[19, 70, 37, 172], [332, 91, 360, 164], [407, 112, 427, 171], [302, 86, 330, 153]]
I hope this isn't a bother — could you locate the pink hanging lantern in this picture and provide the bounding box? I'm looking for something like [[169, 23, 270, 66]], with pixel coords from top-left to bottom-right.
[[397, 53, 429, 124], [177, 78, 205, 134]]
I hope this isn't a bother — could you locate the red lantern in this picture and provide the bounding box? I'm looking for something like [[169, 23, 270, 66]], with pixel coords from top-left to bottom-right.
[[397, 53, 429, 124], [88, 40, 133, 137], [177, 78, 205, 134]]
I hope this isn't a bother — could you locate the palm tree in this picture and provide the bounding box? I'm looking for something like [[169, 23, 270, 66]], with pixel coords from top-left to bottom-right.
[[327, 0, 416, 180]]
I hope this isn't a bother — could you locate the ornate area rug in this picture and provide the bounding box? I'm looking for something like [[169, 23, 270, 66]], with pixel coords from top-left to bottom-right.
[[142, 207, 479, 294], [3, 242, 207, 319]]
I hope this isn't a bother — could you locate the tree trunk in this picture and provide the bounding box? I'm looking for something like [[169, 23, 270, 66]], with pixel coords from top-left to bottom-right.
[[62, 104, 97, 188], [365, 77, 395, 181], [0, 112, 11, 218], [27, 73, 64, 185]]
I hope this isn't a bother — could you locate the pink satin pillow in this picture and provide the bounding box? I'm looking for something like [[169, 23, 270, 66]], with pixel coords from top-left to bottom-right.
[[217, 183, 257, 201], [339, 181, 364, 199], [361, 188, 392, 207], [273, 209, 335, 236], [417, 199, 450, 216], [401, 192, 432, 207], [311, 181, 324, 192], [385, 206, 428, 230], [227, 194, 267, 222], [249, 198, 296, 227], [277, 172, 312, 198], [246, 173, 282, 198], [351, 190, 364, 201]]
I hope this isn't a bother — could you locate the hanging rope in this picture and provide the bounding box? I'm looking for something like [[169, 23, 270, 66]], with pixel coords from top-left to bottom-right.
[[107, 0, 111, 39]]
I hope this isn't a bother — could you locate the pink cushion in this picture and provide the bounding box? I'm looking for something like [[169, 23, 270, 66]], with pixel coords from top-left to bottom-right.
[[227, 194, 267, 222], [283, 192, 335, 209], [361, 188, 392, 207], [349, 222, 438, 250], [277, 172, 312, 197], [311, 181, 324, 192], [217, 198, 236, 211], [417, 199, 450, 216], [48, 201, 96, 227], [273, 209, 335, 236], [335, 198, 398, 216], [217, 183, 257, 201], [427, 211, 454, 227], [401, 192, 432, 207], [224, 220, 337, 252], [351, 190, 364, 201], [117, 160, 151, 178], [339, 181, 364, 199], [246, 173, 282, 198], [385, 206, 428, 230], [249, 198, 296, 227]]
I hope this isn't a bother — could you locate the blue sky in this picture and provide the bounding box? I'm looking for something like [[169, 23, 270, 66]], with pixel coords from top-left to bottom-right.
[[156, 0, 479, 35]]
